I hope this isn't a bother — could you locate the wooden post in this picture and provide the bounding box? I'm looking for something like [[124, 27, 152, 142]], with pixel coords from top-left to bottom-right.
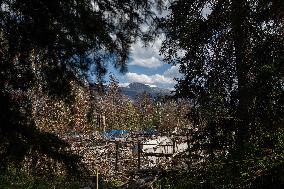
[[137, 141, 141, 170], [102, 115, 106, 134], [96, 167, 99, 189], [173, 138, 176, 155], [186, 131, 190, 169], [115, 142, 119, 171], [172, 138, 175, 167], [186, 132, 190, 150], [97, 115, 101, 128]]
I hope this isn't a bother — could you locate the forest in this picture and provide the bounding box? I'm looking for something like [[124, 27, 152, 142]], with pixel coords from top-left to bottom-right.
[[0, 0, 283, 188]]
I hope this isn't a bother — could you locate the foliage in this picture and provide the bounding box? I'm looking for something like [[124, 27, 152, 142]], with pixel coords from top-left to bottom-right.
[[32, 79, 94, 134], [93, 76, 192, 132], [0, 166, 82, 189], [159, 0, 284, 188], [106, 179, 125, 189], [0, 0, 162, 178]]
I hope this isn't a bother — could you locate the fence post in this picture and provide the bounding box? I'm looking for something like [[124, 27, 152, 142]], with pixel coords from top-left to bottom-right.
[[172, 138, 176, 167], [186, 131, 190, 169], [115, 142, 119, 171], [96, 166, 99, 189], [186, 132, 190, 151], [173, 138, 176, 155], [137, 141, 141, 170]]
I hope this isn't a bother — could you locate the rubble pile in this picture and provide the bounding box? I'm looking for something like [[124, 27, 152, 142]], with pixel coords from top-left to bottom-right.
[[62, 132, 189, 184]]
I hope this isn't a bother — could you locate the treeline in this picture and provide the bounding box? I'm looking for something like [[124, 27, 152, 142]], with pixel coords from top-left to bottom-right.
[[32, 74, 191, 136], [93, 76, 191, 133]]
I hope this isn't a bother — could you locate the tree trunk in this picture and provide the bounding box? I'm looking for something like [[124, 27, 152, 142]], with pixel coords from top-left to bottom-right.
[[231, 0, 251, 149]]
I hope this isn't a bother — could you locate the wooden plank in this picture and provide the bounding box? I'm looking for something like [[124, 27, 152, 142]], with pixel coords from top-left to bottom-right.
[[143, 153, 174, 157], [141, 144, 173, 147]]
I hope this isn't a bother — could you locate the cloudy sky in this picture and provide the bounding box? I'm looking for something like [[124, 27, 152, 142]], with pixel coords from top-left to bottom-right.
[[105, 4, 211, 90], [108, 36, 182, 90], [101, 3, 183, 90]]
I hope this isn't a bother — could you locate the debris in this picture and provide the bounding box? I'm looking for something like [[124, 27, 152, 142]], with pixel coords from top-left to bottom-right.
[[63, 132, 189, 185]]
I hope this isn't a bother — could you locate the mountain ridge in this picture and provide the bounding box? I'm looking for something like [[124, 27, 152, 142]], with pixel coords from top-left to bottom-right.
[[120, 82, 172, 99]]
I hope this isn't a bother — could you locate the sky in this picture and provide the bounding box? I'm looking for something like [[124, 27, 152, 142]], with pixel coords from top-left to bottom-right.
[[107, 37, 182, 90], [107, 6, 181, 90], [104, 3, 212, 90]]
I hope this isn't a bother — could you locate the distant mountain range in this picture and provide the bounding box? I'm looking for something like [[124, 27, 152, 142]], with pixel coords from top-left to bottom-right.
[[120, 82, 172, 99]]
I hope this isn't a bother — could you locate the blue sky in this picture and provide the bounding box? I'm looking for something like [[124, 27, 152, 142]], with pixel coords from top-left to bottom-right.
[[104, 3, 212, 90], [102, 3, 183, 90], [107, 37, 182, 90]]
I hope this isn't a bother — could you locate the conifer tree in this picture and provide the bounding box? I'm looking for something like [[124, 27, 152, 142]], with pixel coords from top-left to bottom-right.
[[160, 0, 284, 187]]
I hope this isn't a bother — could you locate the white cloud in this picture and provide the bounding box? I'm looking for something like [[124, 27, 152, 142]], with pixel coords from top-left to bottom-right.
[[202, 3, 213, 19], [124, 64, 182, 89], [145, 84, 157, 88], [164, 64, 182, 78], [125, 73, 156, 84], [126, 72, 175, 85], [129, 37, 164, 69], [131, 56, 162, 69], [118, 82, 130, 87]]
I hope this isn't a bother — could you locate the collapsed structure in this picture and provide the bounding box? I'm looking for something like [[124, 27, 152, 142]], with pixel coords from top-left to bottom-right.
[[63, 130, 190, 187]]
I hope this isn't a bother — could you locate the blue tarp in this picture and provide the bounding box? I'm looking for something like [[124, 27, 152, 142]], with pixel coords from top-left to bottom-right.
[[143, 128, 157, 136], [104, 130, 129, 139]]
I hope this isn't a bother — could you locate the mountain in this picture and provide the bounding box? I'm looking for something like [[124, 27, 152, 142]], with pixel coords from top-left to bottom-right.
[[120, 82, 172, 99]]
